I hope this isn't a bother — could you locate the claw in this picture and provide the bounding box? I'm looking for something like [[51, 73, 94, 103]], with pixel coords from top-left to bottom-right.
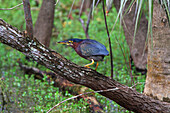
[[84, 66, 90, 68], [84, 59, 94, 68]]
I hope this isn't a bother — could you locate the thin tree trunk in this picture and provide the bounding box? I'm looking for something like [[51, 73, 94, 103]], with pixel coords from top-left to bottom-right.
[[0, 19, 170, 112], [144, 0, 170, 102], [80, 0, 93, 15], [34, 0, 55, 47], [23, 0, 34, 39]]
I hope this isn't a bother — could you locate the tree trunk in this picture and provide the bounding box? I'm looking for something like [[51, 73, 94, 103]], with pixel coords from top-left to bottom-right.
[[144, 1, 170, 102], [113, 1, 148, 71], [34, 0, 55, 47], [0, 19, 170, 113], [79, 0, 92, 15]]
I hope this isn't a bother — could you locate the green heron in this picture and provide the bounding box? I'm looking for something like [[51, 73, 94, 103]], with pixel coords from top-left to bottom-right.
[[58, 38, 109, 70]]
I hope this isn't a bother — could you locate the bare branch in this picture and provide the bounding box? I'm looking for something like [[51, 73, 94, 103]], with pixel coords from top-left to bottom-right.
[[79, 17, 90, 39], [68, 0, 75, 19], [95, 0, 101, 8], [47, 87, 120, 113], [79, 0, 85, 16], [0, 3, 23, 10], [79, 18, 86, 34], [85, 4, 93, 39], [78, 0, 92, 39], [55, 0, 60, 5]]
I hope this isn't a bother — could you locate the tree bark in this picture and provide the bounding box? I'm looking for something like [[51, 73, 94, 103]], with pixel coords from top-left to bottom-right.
[[0, 19, 170, 113], [144, 1, 170, 102], [34, 0, 55, 47], [113, 1, 148, 71], [80, 0, 93, 15], [18, 62, 104, 113], [23, 0, 34, 39]]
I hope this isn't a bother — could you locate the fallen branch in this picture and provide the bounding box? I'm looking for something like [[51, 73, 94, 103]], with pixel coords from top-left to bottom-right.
[[0, 19, 170, 112], [18, 61, 104, 113], [47, 87, 119, 113]]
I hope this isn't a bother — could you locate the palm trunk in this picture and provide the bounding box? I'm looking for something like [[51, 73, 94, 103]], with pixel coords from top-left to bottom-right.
[[144, 0, 170, 102]]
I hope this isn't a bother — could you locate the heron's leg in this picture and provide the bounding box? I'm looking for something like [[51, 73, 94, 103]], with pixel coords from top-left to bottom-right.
[[84, 59, 94, 68], [95, 62, 99, 71]]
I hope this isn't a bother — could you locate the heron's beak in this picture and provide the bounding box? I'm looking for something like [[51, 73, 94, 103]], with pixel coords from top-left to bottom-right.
[[57, 41, 73, 45], [57, 41, 67, 44]]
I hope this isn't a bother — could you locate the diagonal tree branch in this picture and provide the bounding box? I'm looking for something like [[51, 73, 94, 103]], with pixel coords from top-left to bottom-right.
[[18, 62, 104, 113], [0, 19, 170, 112]]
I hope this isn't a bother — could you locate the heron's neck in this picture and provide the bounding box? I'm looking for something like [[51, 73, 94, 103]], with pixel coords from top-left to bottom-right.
[[71, 42, 81, 49]]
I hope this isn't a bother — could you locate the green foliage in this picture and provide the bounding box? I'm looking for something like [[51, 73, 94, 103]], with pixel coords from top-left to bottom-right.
[[0, 44, 89, 112], [0, 0, 146, 112], [0, 0, 39, 30]]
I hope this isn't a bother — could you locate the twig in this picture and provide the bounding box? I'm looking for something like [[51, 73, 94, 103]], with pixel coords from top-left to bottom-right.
[[68, 0, 75, 19], [95, 0, 101, 8], [130, 82, 142, 88], [79, 18, 86, 33], [102, 0, 114, 78], [47, 87, 120, 113], [78, 0, 93, 39], [0, 3, 23, 10], [22, 0, 34, 39], [79, 17, 90, 38], [79, 16, 90, 39], [55, 0, 60, 5], [127, 0, 136, 14], [85, 4, 93, 39], [79, 0, 85, 16]]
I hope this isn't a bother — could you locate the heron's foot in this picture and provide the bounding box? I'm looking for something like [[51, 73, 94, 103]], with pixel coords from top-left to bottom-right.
[[84, 65, 90, 68], [84, 59, 94, 69]]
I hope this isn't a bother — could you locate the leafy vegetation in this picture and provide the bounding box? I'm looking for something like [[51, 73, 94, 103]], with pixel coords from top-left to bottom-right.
[[0, 0, 145, 112]]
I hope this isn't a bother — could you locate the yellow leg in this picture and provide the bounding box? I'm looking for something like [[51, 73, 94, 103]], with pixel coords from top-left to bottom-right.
[[95, 62, 99, 71], [84, 59, 94, 68]]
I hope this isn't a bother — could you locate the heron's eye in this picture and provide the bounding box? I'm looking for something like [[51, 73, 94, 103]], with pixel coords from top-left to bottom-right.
[[68, 41, 73, 44], [66, 40, 73, 45]]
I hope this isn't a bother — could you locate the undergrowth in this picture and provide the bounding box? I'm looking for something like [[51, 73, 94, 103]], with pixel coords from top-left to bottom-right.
[[0, 0, 145, 112]]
